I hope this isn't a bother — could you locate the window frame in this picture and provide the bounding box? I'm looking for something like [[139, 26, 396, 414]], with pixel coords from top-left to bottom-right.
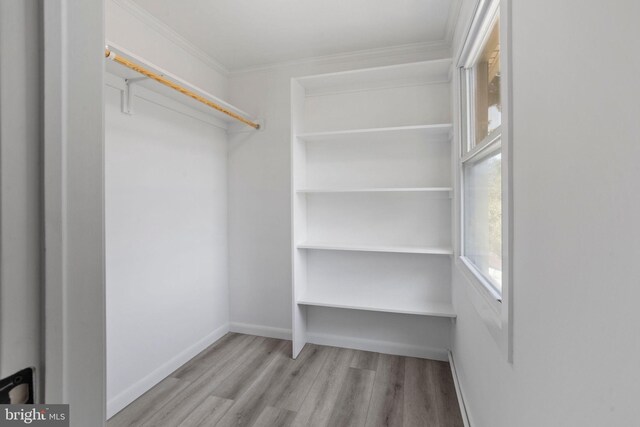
[[461, 135, 503, 299], [454, 0, 513, 362]]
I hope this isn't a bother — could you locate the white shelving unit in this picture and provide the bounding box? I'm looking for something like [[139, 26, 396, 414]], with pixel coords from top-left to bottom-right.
[[291, 59, 455, 358]]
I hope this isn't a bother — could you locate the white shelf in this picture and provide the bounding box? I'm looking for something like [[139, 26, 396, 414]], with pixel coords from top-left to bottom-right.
[[291, 59, 455, 357], [296, 59, 452, 95], [297, 124, 452, 142], [296, 187, 452, 194], [297, 297, 456, 318], [297, 242, 453, 255]]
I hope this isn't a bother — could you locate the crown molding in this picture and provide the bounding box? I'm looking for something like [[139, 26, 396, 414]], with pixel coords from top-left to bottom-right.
[[230, 0, 462, 75], [230, 39, 452, 75], [111, 0, 229, 76], [111, 0, 463, 78]]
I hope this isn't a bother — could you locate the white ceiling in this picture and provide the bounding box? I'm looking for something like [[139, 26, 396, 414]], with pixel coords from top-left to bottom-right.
[[130, 0, 459, 72]]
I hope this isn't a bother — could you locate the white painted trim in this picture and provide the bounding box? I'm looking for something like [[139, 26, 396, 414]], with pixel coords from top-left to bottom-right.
[[460, 127, 502, 164], [106, 323, 230, 419], [500, 0, 515, 364], [43, 2, 107, 424], [42, 0, 65, 404], [458, 0, 500, 69], [290, 79, 308, 359], [231, 40, 452, 75], [458, 256, 502, 305], [225, 322, 449, 361], [229, 322, 292, 341], [448, 351, 471, 427], [453, 0, 514, 362], [307, 332, 449, 361], [110, 0, 229, 76]]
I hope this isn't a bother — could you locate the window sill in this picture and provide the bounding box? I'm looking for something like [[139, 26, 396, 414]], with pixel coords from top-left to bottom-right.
[[455, 256, 509, 357], [458, 256, 502, 303]]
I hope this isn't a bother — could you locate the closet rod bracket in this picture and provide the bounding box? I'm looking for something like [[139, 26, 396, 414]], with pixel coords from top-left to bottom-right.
[[121, 77, 148, 115], [125, 76, 149, 84]]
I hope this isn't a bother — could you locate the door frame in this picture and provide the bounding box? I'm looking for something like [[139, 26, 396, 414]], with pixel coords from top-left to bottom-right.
[[43, 1, 106, 425]]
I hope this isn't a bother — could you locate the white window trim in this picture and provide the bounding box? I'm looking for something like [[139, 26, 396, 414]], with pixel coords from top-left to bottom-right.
[[453, 0, 514, 362]]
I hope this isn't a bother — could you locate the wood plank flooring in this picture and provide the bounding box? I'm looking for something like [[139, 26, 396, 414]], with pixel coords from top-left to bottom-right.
[[108, 333, 464, 427]]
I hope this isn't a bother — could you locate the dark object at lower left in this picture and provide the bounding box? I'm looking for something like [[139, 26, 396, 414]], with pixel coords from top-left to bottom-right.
[[0, 367, 34, 404]]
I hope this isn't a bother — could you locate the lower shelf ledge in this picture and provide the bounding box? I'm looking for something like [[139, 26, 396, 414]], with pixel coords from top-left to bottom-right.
[[296, 298, 456, 318], [297, 242, 453, 255]]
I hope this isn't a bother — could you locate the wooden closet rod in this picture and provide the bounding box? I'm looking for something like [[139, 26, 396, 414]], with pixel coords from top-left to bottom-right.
[[104, 47, 260, 129]]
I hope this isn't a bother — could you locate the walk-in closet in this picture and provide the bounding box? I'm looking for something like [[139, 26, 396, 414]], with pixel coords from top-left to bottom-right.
[[2, 0, 639, 426]]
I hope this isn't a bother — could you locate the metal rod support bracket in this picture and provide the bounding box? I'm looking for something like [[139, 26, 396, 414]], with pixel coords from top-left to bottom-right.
[[121, 80, 135, 115], [121, 76, 149, 115]]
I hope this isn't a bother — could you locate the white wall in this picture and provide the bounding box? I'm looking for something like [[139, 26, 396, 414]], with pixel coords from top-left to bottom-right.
[[105, 2, 233, 417], [227, 49, 451, 346], [106, 0, 228, 97], [104, 84, 229, 417], [451, 1, 640, 426]]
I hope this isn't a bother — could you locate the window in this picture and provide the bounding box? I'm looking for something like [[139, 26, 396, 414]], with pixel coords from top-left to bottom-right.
[[464, 149, 502, 293], [471, 18, 501, 148], [460, 3, 504, 299]]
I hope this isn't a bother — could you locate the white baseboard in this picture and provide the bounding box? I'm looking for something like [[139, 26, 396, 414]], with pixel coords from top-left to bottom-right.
[[448, 351, 471, 427], [106, 323, 230, 419], [228, 322, 292, 340], [226, 321, 448, 361], [307, 332, 449, 361]]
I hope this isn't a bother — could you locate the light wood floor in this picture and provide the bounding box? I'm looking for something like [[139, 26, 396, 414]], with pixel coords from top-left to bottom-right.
[[108, 333, 464, 427]]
